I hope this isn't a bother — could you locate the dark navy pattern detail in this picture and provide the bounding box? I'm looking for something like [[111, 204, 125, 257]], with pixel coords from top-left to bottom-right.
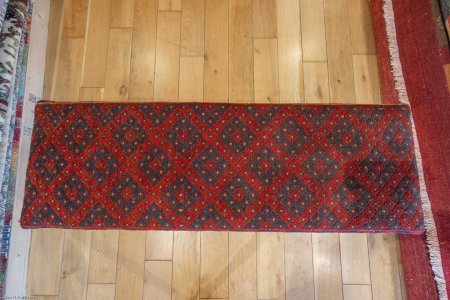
[[221, 175, 258, 216], [113, 116, 147, 154], [192, 146, 230, 185], [276, 176, 314, 217], [248, 146, 284, 186], [327, 119, 366, 158], [165, 117, 201, 156], [221, 116, 256, 153], [273, 117, 310, 155], [302, 147, 340, 186], [138, 146, 173, 185]]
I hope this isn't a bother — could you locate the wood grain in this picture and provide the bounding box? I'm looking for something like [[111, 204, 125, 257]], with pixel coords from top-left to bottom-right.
[[143, 261, 172, 300], [180, 0, 204, 56], [179, 56, 204, 101], [229, 232, 257, 299], [285, 233, 314, 300], [300, 0, 327, 61], [353, 54, 382, 104], [324, 0, 355, 102], [59, 230, 91, 300], [348, 0, 376, 54], [129, 0, 158, 99], [369, 234, 403, 300], [343, 285, 372, 300], [81, 0, 111, 87], [104, 28, 133, 100], [86, 284, 116, 300], [88, 231, 119, 283], [204, 0, 228, 102], [159, 0, 181, 11], [277, 0, 302, 102], [200, 232, 228, 298], [340, 233, 371, 284], [312, 233, 343, 300], [146, 231, 173, 261], [303, 62, 330, 103], [53, 38, 84, 100], [253, 0, 277, 38], [254, 38, 279, 103], [257, 232, 285, 300], [229, 0, 253, 101], [154, 11, 181, 101], [62, 0, 88, 38], [110, 0, 134, 27], [115, 231, 146, 300], [43, 0, 64, 99], [78, 88, 104, 101], [172, 231, 201, 300], [27, 229, 65, 295]]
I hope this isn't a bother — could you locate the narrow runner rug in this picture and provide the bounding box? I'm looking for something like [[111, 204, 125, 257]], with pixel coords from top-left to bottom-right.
[[370, 0, 450, 299], [20, 102, 423, 233]]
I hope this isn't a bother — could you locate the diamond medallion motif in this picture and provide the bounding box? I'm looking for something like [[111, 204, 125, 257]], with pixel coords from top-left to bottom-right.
[[34, 144, 67, 183], [165, 117, 200, 156], [138, 146, 173, 185], [108, 174, 144, 215], [354, 106, 382, 126], [164, 175, 201, 215], [305, 206, 342, 229], [298, 106, 332, 127], [327, 119, 365, 158], [141, 105, 175, 126], [247, 146, 283, 186], [382, 117, 412, 157], [193, 104, 228, 127], [221, 116, 255, 153], [84, 146, 119, 184], [276, 176, 314, 217], [245, 106, 279, 127], [90, 105, 122, 126], [221, 175, 258, 216], [358, 147, 396, 187], [113, 116, 147, 154], [63, 116, 95, 154], [55, 174, 90, 214], [192, 146, 230, 185], [273, 117, 309, 155], [302, 147, 340, 186], [390, 175, 421, 217], [333, 176, 372, 217]]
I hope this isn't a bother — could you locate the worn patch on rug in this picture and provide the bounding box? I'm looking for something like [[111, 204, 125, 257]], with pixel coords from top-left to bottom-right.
[[20, 102, 424, 233]]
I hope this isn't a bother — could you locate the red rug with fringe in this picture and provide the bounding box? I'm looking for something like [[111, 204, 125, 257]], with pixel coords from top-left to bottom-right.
[[370, 0, 450, 298], [20, 102, 424, 232]]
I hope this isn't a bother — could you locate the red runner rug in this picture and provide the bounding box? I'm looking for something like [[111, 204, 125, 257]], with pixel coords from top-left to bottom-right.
[[20, 102, 423, 232], [370, 0, 450, 298]]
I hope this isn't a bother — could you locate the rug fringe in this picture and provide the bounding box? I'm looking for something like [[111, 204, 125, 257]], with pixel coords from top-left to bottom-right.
[[382, 0, 448, 299]]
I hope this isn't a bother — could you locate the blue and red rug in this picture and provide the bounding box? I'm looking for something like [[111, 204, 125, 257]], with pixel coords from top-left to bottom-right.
[[19, 102, 424, 233]]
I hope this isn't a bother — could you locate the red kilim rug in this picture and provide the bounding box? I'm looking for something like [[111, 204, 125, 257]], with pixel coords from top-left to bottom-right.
[[20, 102, 423, 233]]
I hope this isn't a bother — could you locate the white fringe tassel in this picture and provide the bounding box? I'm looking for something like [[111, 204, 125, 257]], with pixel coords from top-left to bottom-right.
[[383, 0, 448, 299]]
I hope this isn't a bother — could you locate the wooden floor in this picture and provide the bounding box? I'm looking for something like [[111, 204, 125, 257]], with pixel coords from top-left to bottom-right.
[[26, 0, 407, 299]]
